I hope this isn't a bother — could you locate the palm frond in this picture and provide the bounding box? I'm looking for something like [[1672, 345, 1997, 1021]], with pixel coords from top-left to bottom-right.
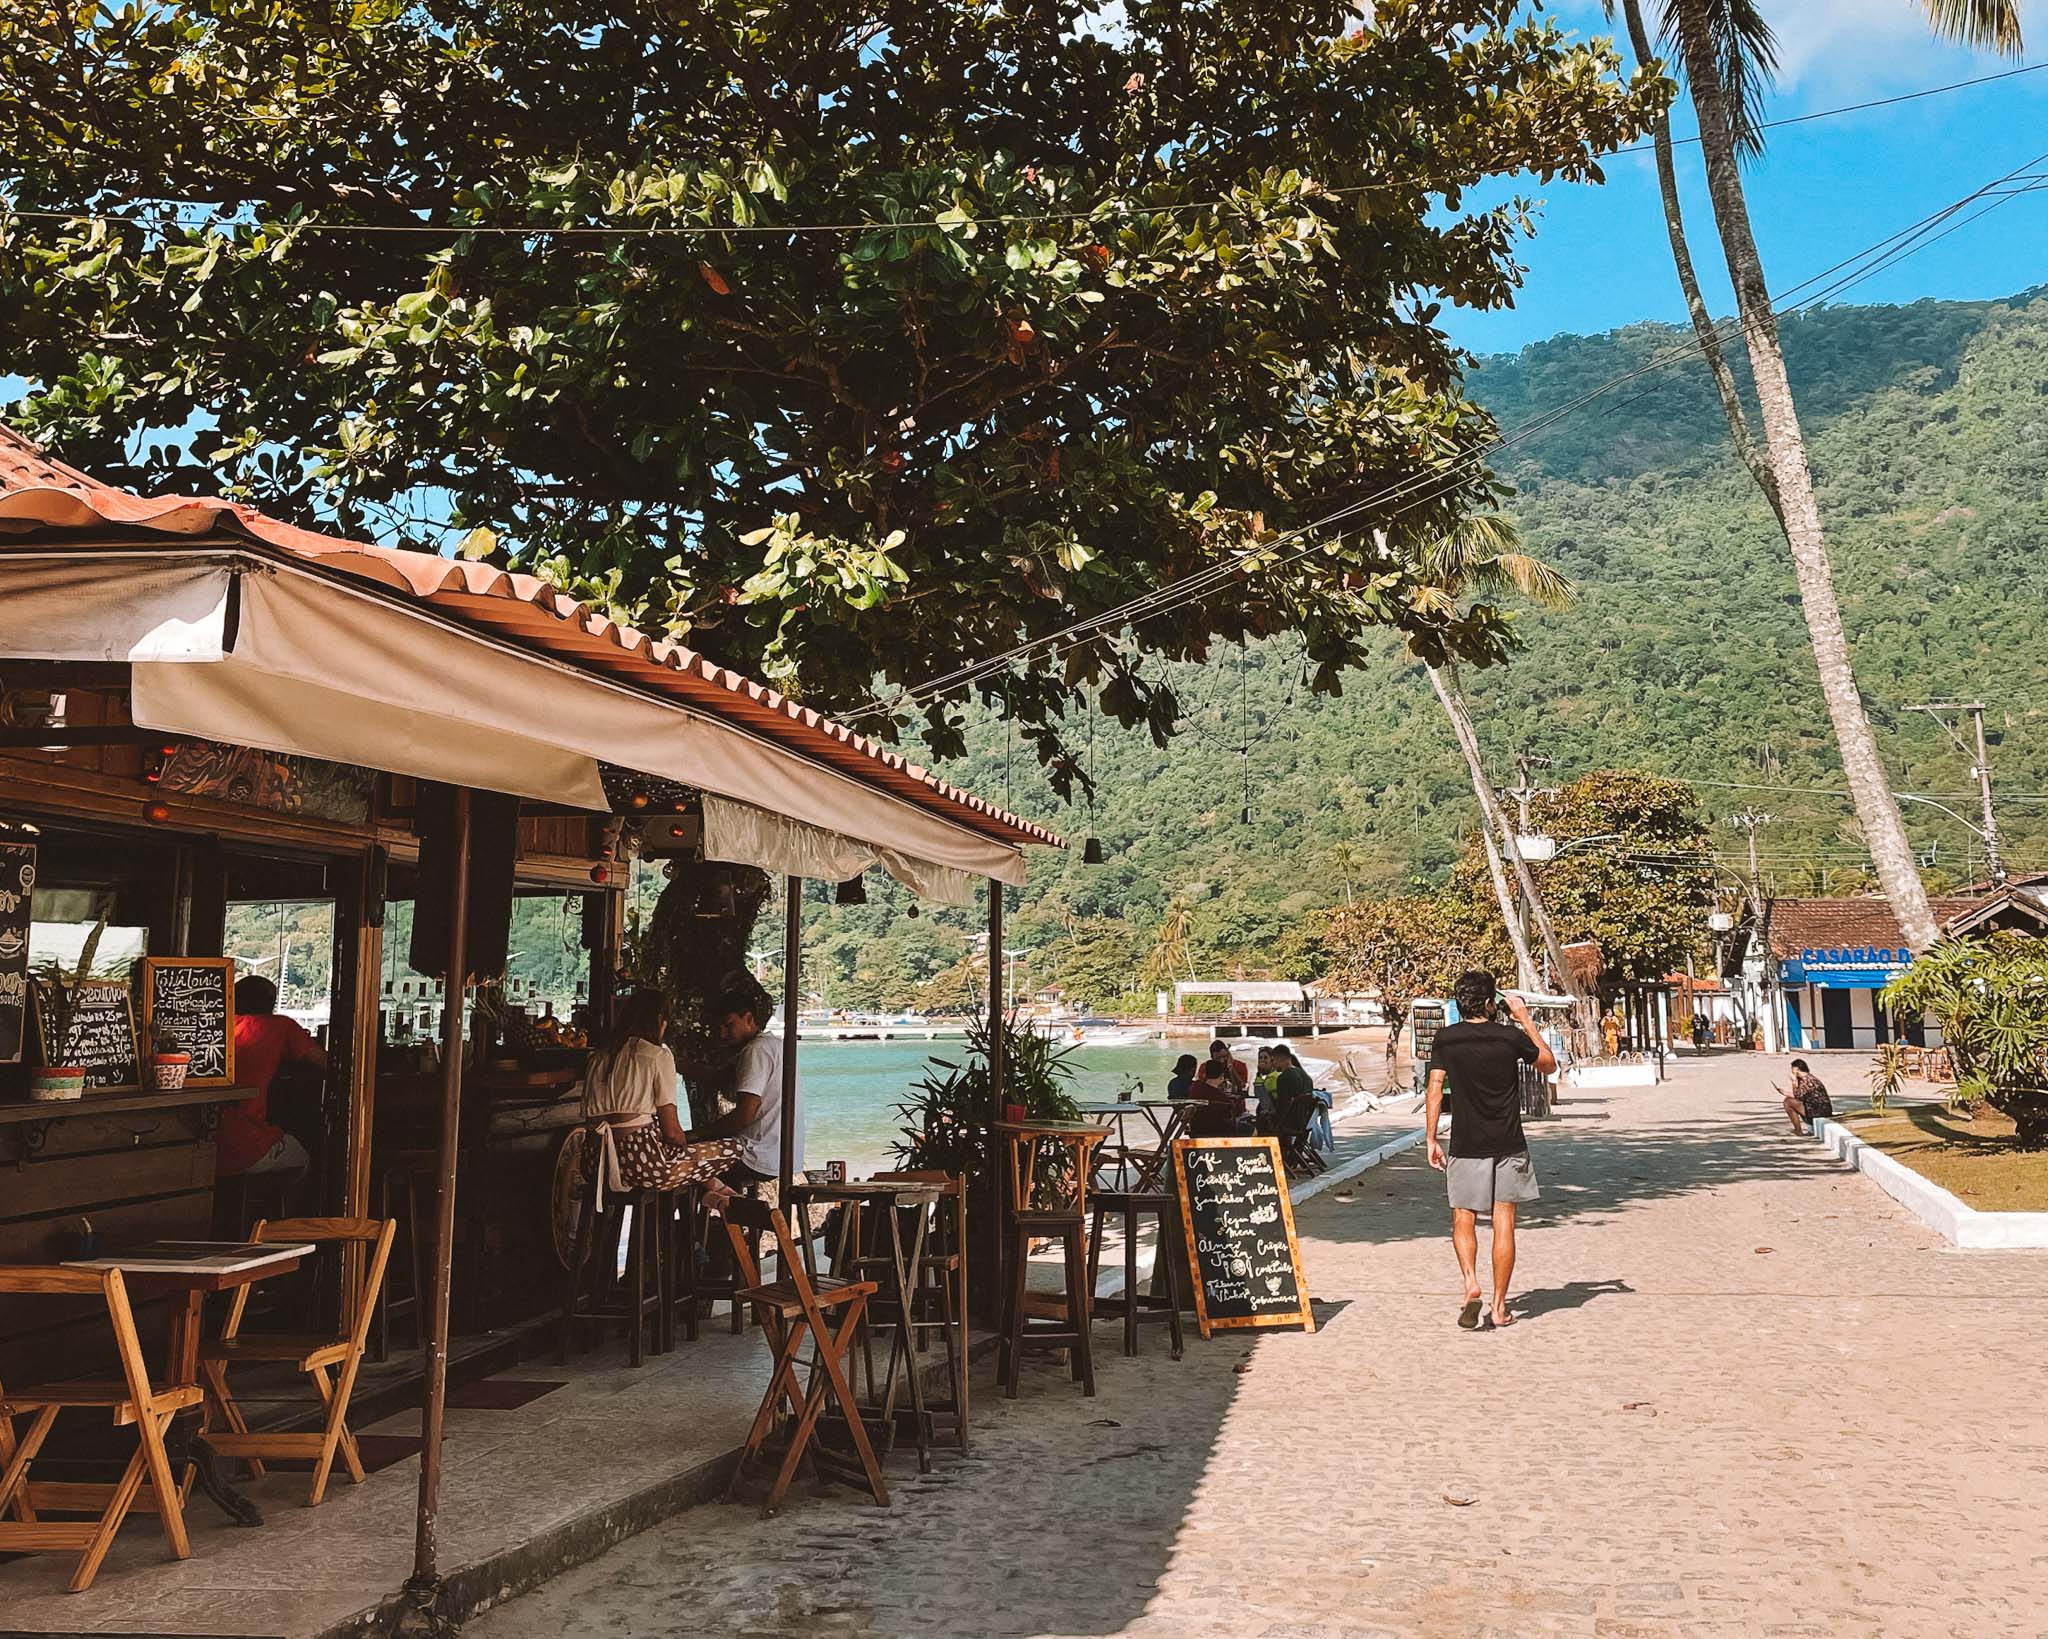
[[1491, 553, 1579, 611], [1917, 0, 2023, 55]]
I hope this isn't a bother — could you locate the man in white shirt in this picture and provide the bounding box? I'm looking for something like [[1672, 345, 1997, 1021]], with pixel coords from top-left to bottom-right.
[[690, 985, 803, 1195]]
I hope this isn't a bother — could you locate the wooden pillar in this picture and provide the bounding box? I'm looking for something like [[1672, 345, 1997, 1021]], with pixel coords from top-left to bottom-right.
[[340, 849, 384, 1224], [409, 789, 470, 1615], [986, 882, 1005, 1107], [778, 876, 799, 1204]]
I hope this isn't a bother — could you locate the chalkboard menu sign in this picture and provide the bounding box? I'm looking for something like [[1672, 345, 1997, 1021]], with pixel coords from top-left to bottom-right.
[[1171, 1137, 1315, 1340], [33, 978, 139, 1091], [0, 839, 33, 1064], [141, 958, 237, 1085]]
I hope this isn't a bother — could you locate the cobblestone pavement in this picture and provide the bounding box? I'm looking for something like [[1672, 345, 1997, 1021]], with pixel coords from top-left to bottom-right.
[[468, 1055, 2048, 1639]]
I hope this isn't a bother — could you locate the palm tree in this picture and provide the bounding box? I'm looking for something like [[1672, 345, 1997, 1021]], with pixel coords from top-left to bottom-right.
[[1409, 519, 1584, 999], [1618, 1, 2022, 952]]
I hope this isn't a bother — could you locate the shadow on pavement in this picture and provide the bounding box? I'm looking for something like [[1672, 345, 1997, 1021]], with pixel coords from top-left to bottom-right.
[[1512, 1277, 1636, 1318]]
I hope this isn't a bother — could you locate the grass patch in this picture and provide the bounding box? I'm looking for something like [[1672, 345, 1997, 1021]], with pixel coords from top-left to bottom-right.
[[1841, 1102, 2048, 1212]]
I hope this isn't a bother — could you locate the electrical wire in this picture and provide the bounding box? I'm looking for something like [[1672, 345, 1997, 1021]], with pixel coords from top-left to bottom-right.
[[8, 63, 2040, 240], [852, 150, 2048, 718]]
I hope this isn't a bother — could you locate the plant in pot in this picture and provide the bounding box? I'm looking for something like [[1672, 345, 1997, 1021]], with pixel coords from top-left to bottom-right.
[[890, 1011, 1082, 1320], [149, 1024, 191, 1092], [29, 917, 107, 1101]]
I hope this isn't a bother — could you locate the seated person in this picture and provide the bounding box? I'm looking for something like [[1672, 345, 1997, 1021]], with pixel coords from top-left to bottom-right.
[[1189, 1038, 1248, 1137], [1166, 1053, 1199, 1100], [222, 975, 323, 1187], [1273, 1046, 1316, 1137], [581, 989, 738, 1195], [690, 984, 799, 1205], [1779, 1058, 1833, 1135], [1252, 1045, 1282, 1134]]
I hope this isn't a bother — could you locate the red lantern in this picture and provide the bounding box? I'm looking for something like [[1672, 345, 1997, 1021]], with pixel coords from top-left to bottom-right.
[[142, 800, 173, 825], [589, 864, 610, 886]]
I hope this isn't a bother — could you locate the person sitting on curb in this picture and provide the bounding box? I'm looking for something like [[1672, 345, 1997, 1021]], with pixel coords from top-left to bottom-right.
[[1779, 1058, 1832, 1135]]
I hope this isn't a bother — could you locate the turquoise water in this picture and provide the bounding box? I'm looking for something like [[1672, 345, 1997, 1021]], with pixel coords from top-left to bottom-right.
[[796, 1039, 1189, 1176]]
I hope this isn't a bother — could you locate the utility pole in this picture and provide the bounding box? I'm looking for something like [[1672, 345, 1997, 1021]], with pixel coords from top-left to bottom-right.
[[1727, 809, 1779, 1053], [1508, 750, 1554, 835], [1906, 702, 2003, 886]]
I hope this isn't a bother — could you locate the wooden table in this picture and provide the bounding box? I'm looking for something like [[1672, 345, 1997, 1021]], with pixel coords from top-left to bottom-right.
[[789, 1180, 945, 1473], [63, 1241, 311, 1526], [1074, 1100, 1203, 1193]]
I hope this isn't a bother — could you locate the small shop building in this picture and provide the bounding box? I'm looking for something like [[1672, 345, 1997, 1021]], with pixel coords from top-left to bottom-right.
[[1743, 882, 2048, 1051]]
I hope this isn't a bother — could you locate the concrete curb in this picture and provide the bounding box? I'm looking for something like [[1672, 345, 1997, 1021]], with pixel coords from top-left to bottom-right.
[[1812, 1118, 2048, 1250], [1289, 1128, 1427, 1204]]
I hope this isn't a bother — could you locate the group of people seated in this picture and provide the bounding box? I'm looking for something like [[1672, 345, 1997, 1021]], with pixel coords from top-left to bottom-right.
[[1167, 1038, 1331, 1170]]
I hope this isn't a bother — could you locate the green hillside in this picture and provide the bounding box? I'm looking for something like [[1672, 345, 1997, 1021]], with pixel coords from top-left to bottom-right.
[[804, 290, 2048, 1007]]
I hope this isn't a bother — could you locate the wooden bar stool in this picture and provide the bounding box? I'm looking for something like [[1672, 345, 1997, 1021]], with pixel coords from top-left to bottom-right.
[[873, 1170, 970, 1452], [371, 1147, 438, 1362], [1087, 1190, 1186, 1359], [557, 1146, 668, 1367], [992, 1120, 1108, 1400]]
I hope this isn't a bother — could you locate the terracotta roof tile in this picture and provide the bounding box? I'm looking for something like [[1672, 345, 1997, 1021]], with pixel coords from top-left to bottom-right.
[[1766, 895, 1997, 958], [0, 426, 1060, 850]]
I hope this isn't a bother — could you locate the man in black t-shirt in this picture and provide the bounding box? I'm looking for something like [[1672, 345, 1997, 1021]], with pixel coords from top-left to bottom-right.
[[1425, 969, 1557, 1331]]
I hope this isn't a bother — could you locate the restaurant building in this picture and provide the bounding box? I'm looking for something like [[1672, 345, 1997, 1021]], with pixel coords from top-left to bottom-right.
[[1739, 881, 2048, 1051], [0, 425, 1055, 1610]]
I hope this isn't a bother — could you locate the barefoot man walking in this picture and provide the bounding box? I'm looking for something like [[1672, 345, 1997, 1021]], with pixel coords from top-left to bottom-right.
[[1425, 970, 1557, 1330]]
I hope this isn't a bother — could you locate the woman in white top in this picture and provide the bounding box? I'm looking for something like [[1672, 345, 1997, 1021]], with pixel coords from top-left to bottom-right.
[[581, 990, 739, 1196]]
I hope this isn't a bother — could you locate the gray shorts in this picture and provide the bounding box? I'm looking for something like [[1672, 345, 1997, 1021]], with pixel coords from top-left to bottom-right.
[[1447, 1151, 1539, 1212]]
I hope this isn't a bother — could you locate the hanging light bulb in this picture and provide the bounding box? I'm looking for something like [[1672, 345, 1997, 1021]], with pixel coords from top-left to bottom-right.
[[835, 875, 867, 905], [905, 903, 920, 919]]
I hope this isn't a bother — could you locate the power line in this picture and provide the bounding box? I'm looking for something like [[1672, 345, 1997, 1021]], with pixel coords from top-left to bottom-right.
[[10, 62, 2040, 241], [853, 151, 2048, 717]]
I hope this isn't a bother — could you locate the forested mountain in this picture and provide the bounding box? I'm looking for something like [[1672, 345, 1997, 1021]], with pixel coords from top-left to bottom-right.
[[804, 290, 2048, 1008]]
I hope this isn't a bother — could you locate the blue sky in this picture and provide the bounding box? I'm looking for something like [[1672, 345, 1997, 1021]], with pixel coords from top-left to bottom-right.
[[1446, 2, 2048, 356]]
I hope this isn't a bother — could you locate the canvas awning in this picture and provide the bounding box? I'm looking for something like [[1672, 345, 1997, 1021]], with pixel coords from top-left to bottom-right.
[[0, 545, 1044, 884], [0, 425, 1059, 885]]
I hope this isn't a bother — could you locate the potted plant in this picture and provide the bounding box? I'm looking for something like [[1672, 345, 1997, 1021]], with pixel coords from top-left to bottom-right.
[[29, 918, 106, 1101], [890, 1012, 1082, 1319], [149, 1025, 191, 1092]]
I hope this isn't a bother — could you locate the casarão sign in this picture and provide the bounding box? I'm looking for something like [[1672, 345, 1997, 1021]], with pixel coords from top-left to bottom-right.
[[1780, 945, 1913, 988]]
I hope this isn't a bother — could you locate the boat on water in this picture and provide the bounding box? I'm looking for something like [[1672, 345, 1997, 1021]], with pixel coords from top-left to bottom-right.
[[1030, 1016, 1158, 1048]]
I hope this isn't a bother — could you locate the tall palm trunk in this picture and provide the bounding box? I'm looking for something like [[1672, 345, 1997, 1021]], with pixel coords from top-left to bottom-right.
[[1670, 3, 1940, 953], [1427, 663, 1548, 993], [1619, 0, 1781, 526]]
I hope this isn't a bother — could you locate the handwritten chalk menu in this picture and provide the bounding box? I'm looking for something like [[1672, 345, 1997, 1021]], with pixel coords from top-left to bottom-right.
[[1171, 1137, 1315, 1339], [33, 979, 139, 1091], [0, 839, 33, 1063], [141, 958, 237, 1085]]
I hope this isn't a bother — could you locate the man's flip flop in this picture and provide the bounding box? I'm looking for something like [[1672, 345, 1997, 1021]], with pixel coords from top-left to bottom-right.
[[1458, 1298, 1483, 1330], [1489, 1311, 1518, 1330]]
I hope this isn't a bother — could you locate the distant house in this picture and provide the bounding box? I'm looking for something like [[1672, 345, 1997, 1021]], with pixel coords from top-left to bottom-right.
[[1733, 878, 2048, 1051]]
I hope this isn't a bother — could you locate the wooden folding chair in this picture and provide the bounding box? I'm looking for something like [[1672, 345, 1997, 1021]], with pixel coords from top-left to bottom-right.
[[198, 1217, 395, 1507], [0, 1266, 199, 1592], [720, 1196, 888, 1518]]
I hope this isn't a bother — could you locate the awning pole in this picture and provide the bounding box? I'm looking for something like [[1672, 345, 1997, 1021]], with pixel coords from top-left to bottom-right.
[[406, 786, 470, 1632], [987, 881, 1005, 1104], [779, 875, 799, 1204]]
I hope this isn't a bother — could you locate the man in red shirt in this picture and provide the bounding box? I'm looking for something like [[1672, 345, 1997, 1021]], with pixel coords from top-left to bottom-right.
[[220, 975, 325, 1184]]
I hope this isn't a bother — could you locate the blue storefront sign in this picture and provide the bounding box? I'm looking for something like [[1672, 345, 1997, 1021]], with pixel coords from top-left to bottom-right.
[[1780, 945, 1912, 990]]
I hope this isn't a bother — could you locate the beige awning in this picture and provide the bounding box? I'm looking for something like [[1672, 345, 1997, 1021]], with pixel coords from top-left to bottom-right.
[[0, 547, 1032, 885]]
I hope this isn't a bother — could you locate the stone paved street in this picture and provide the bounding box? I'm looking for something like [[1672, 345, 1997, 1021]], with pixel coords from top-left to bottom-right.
[[468, 1055, 2048, 1638]]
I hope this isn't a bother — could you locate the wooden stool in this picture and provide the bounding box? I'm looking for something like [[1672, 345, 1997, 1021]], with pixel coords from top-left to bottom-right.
[[558, 1169, 669, 1367], [998, 1211, 1093, 1398], [1087, 1191, 1186, 1359], [661, 1184, 704, 1348], [873, 1171, 970, 1452], [372, 1148, 437, 1362], [992, 1120, 1108, 1400]]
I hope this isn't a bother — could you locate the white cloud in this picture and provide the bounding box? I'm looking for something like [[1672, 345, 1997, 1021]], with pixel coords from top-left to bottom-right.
[[1546, 0, 2037, 96]]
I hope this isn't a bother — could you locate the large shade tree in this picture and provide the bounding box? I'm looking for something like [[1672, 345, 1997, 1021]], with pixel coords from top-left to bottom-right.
[[1610, 0, 2023, 951], [0, 0, 1661, 769]]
